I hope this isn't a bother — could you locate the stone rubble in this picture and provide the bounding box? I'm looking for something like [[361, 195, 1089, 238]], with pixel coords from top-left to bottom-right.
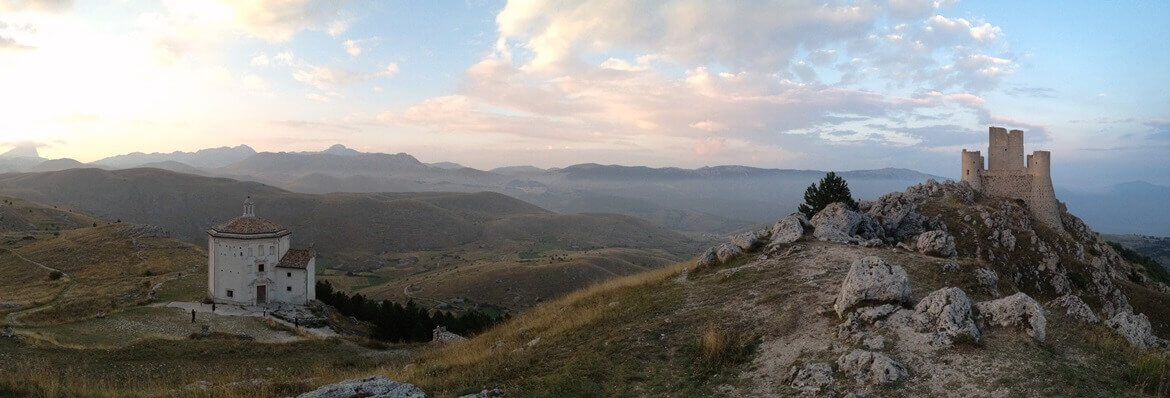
[[296, 376, 426, 398], [836, 350, 908, 386]]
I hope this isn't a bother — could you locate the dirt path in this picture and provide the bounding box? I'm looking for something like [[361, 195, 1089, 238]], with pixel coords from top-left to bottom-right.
[[1, 247, 73, 326]]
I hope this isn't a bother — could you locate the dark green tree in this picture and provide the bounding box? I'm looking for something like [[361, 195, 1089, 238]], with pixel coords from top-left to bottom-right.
[[798, 171, 859, 218]]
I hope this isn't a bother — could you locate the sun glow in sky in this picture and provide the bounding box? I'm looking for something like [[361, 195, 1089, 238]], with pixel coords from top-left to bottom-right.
[[1, 0, 1168, 186]]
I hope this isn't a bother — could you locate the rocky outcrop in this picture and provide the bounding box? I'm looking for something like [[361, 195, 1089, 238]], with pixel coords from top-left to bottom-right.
[[834, 257, 912, 317], [297, 376, 426, 398], [1105, 311, 1166, 349], [836, 350, 908, 386], [695, 247, 718, 269], [432, 326, 466, 344], [788, 362, 834, 392], [715, 243, 743, 264], [975, 293, 1047, 341], [811, 203, 864, 242], [731, 229, 768, 251], [912, 287, 982, 346], [974, 268, 998, 293], [769, 213, 808, 245], [916, 231, 956, 258], [1047, 295, 1099, 324]]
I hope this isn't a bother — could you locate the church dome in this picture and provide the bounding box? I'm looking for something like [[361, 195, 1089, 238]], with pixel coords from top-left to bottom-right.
[[207, 196, 291, 238], [209, 216, 290, 238]]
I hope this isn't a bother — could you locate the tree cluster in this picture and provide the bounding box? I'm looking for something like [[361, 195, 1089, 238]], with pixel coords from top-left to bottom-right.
[[316, 280, 507, 343], [798, 171, 859, 218]]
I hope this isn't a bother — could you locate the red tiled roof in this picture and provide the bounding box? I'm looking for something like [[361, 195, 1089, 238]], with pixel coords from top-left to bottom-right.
[[208, 216, 289, 237], [277, 248, 314, 269]]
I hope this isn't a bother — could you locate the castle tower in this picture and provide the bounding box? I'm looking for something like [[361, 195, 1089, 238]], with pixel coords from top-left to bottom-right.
[[1026, 150, 1061, 228], [987, 127, 1025, 170], [960, 149, 984, 191], [961, 127, 1063, 231]]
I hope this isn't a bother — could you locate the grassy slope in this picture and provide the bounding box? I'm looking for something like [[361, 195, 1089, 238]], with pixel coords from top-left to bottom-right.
[[0, 195, 99, 237], [0, 224, 205, 325]]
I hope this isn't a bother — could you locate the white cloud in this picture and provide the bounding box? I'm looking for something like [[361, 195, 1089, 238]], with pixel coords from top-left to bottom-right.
[[381, 62, 398, 77], [250, 53, 270, 66], [386, 0, 1028, 165], [343, 39, 361, 56]]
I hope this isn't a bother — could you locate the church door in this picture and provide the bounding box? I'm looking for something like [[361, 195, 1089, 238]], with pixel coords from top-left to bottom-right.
[[256, 285, 267, 305]]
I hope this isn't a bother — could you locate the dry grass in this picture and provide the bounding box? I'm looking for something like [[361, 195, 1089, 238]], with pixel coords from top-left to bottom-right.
[[379, 259, 714, 396], [1132, 352, 1170, 397], [0, 337, 411, 397]]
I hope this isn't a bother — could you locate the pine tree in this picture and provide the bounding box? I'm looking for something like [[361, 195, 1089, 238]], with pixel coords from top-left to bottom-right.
[[798, 171, 859, 218]]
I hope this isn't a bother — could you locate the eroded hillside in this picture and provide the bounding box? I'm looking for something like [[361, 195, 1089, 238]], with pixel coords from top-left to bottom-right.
[[375, 180, 1170, 397]]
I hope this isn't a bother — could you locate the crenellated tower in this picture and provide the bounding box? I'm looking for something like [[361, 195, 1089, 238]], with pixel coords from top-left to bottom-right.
[[961, 127, 1063, 230]]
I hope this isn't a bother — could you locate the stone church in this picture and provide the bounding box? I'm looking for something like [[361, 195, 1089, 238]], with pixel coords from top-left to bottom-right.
[[961, 127, 1062, 230], [207, 197, 316, 306]]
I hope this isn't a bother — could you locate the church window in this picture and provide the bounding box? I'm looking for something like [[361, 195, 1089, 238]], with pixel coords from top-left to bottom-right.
[[286, 286, 292, 291], [269, 246, 275, 255], [258, 264, 265, 272], [287, 272, 292, 277], [226, 289, 234, 297]]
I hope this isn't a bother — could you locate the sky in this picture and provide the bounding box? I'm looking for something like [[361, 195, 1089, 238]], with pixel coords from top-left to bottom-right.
[[1, 0, 1168, 187]]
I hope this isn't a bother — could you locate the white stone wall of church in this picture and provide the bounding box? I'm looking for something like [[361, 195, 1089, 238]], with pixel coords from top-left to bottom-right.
[[208, 235, 291, 305], [270, 261, 314, 305]]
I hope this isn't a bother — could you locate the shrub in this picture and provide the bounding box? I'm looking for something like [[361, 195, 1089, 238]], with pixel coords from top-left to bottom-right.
[[798, 171, 859, 218], [697, 322, 756, 367], [48, 271, 63, 281]]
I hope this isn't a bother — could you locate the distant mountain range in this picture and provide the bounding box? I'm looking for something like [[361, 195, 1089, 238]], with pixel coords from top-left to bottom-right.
[[92, 145, 257, 169], [2, 143, 1165, 237], [0, 168, 697, 269]]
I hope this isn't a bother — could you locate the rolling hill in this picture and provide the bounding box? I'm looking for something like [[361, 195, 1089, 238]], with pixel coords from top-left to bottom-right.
[[0, 168, 698, 270]]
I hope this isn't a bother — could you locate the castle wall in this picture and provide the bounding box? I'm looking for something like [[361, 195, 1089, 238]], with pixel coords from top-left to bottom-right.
[[987, 127, 1025, 170]]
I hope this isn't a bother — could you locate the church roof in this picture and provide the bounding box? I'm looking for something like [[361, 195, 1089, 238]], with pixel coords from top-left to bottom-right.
[[208, 216, 290, 238], [277, 248, 314, 269]]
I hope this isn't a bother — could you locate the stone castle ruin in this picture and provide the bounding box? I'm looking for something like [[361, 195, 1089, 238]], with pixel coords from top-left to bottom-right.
[[961, 127, 1062, 229]]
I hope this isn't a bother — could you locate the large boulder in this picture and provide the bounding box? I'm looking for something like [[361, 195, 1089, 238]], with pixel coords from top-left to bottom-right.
[[788, 362, 834, 392], [770, 213, 808, 245], [866, 191, 934, 241], [1047, 295, 1099, 324], [916, 231, 957, 258], [297, 376, 426, 398], [731, 228, 768, 251], [836, 350, 908, 386], [834, 257, 912, 317], [811, 202, 863, 242], [912, 287, 982, 346], [975, 293, 1047, 341], [1105, 311, 1165, 349]]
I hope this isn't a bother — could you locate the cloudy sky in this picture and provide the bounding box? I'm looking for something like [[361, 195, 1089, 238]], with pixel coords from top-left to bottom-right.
[[1, 0, 1167, 186]]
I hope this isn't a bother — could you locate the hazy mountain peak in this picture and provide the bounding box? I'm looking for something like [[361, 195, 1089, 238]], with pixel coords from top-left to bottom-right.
[[1, 143, 43, 159], [322, 144, 361, 156]]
